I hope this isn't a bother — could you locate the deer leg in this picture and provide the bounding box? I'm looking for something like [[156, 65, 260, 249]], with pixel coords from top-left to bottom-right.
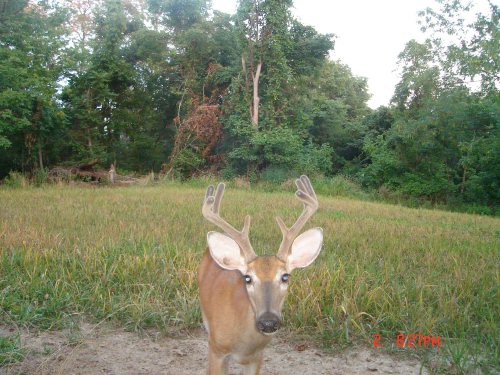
[[242, 351, 263, 375], [208, 346, 229, 375]]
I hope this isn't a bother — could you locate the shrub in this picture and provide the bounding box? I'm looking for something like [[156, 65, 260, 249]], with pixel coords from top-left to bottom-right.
[[33, 168, 49, 186], [2, 171, 28, 188], [261, 165, 295, 183], [312, 175, 366, 198], [169, 148, 204, 180]]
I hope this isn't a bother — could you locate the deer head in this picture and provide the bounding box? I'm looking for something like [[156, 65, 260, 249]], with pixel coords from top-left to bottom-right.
[[202, 175, 323, 335]]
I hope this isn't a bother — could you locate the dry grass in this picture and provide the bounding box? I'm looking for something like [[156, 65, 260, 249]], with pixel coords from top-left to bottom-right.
[[0, 183, 498, 372]]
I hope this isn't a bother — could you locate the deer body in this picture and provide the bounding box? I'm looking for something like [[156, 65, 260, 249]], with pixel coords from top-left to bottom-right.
[[198, 176, 323, 375], [198, 250, 274, 373]]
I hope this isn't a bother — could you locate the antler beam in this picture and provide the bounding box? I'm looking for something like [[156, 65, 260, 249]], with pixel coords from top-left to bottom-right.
[[276, 175, 319, 260], [202, 183, 256, 262]]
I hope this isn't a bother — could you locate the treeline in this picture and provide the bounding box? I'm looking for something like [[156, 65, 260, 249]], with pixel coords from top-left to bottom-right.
[[0, 0, 498, 211]]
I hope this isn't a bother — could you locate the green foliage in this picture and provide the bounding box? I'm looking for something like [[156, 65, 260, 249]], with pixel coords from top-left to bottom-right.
[[287, 20, 335, 76], [310, 175, 366, 198], [260, 165, 294, 183], [61, 0, 177, 172], [418, 0, 499, 93], [288, 60, 370, 173], [251, 127, 302, 166], [2, 171, 28, 188], [301, 142, 334, 176], [461, 121, 500, 207], [355, 1, 500, 210], [392, 40, 440, 113], [360, 88, 499, 208], [0, 0, 498, 213], [225, 124, 333, 178], [169, 148, 204, 179], [33, 168, 49, 187], [0, 0, 68, 175], [0, 0, 363, 185], [147, 0, 209, 32]]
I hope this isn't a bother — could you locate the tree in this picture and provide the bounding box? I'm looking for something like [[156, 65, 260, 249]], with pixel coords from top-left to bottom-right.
[[418, 0, 499, 93], [221, 1, 337, 178], [147, 0, 209, 33], [288, 60, 370, 173], [392, 40, 440, 114], [0, 0, 68, 175], [165, 9, 240, 176], [358, 0, 499, 208], [62, 0, 178, 171], [236, 0, 295, 128]]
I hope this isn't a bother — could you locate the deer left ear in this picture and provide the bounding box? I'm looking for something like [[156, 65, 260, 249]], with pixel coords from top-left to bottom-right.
[[286, 228, 323, 272], [207, 231, 248, 274]]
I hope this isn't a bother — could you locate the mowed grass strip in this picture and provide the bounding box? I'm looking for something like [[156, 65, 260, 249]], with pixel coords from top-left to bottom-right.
[[0, 184, 499, 366]]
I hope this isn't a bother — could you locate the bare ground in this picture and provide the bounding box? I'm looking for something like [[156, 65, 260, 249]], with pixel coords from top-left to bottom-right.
[[0, 323, 428, 375]]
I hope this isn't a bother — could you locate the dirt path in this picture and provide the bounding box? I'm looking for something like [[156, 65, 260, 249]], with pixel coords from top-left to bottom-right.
[[1, 323, 428, 375]]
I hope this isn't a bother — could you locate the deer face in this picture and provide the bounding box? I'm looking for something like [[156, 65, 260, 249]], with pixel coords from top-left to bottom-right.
[[244, 256, 288, 334], [207, 228, 323, 335]]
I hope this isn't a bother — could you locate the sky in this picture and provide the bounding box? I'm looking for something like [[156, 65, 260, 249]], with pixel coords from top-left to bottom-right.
[[211, 0, 488, 108]]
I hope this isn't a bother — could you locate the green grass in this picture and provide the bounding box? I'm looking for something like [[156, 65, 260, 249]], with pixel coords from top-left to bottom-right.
[[0, 334, 24, 365], [0, 183, 498, 373]]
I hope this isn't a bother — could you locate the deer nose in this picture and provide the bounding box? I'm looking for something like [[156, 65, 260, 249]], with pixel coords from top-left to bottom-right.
[[257, 313, 281, 333]]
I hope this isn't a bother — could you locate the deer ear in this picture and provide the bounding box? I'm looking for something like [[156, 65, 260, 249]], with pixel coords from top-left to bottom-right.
[[207, 231, 247, 274], [287, 228, 323, 272]]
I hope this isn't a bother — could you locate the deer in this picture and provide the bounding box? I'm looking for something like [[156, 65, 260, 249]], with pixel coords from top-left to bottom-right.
[[198, 175, 323, 375]]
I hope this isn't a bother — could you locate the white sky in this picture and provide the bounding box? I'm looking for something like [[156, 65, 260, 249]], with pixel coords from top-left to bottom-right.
[[211, 0, 493, 108]]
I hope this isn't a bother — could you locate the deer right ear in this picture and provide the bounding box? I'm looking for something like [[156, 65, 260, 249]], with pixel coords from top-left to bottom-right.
[[207, 231, 247, 274], [287, 228, 323, 272]]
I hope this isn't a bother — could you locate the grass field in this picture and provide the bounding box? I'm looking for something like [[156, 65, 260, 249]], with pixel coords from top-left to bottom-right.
[[0, 182, 499, 373]]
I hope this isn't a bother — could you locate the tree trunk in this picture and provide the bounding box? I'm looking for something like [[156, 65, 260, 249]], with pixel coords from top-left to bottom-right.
[[242, 56, 253, 120], [31, 97, 42, 170], [251, 61, 262, 129], [109, 163, 116, 183], [38, 139, 44, 170], [85, 88, 94, 155], [77, 159, 99, 170], [86, 127, 93, 152], [461, 166, 467, 194]]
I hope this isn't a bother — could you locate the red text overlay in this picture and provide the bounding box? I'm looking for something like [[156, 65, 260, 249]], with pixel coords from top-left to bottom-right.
[[373, 333, 441, 348]]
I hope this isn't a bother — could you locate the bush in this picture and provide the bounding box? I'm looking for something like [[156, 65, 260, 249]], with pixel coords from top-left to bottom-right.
[[261, 165, 296, 183], [169, 148, 204, 180], [33, 168, 49, 186], [220, 165, 238, 180], [312, 175, 366, 198], [299, 142, 333, 176], [2, 171, 28, 188]]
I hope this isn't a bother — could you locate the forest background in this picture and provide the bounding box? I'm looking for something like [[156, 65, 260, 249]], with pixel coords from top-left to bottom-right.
[[0, 0, 498, 214]]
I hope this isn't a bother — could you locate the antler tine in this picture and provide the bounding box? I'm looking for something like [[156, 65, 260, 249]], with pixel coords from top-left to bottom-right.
[[276, 175, 319, 261], [300, 175, 317, 199], [202, 183, 256, 262], [212, 182, 225, 214], [205, 185, 215, 201]]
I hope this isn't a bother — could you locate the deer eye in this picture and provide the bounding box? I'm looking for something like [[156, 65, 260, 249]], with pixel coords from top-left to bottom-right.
[[281, 273, 289, 283], [244, 275, 252, 284]]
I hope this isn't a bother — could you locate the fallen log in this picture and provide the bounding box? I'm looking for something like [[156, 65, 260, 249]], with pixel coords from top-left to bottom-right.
[[76, 159, 100, 171], [49, 163, 140, 184]]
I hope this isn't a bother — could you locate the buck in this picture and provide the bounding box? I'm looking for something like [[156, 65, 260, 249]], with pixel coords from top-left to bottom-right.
[[198, 175, 323, 375]]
